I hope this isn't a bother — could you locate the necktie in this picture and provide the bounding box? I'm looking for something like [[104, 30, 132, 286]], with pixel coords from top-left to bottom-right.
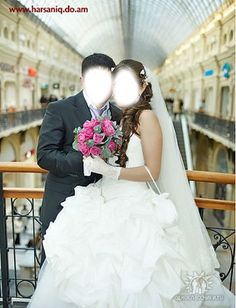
[[89, 104, 108, 118]]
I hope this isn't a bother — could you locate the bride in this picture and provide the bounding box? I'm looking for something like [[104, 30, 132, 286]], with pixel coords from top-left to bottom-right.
[[27, 59, 234, 308]]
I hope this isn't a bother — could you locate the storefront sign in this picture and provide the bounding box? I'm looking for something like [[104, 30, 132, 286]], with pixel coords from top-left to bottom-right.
[[0, 62, 15, 73], [28, 67, 37, 77], [53, 83, 60, 89], [204, 69, 214, 77], [22, 78, 32, 88], [222, 63, 232, 79], [41, 83, 49, 89]]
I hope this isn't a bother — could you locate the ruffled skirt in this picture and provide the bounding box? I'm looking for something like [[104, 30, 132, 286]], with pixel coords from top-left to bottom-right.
[[27, 179, 235, 308]]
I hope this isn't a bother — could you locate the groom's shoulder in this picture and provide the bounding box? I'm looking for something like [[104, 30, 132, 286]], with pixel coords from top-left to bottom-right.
[[46, 91, 82, 113]]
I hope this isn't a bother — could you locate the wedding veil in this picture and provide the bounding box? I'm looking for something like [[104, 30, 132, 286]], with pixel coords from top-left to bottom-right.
[[145, 68, 221, 275]]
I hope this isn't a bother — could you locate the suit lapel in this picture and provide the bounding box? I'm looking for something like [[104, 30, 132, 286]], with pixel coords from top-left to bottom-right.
[[109, 103, 122, 124], [72, 91, 92, 124]]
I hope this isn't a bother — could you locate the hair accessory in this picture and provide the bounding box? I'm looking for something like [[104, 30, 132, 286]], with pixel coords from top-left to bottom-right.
[[140, 67, 148, 82], [140, 68, 145, 75], [111, 67, 115, 72]]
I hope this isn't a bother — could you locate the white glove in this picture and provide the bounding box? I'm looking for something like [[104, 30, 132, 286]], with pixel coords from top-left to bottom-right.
[[83, 159, 92, 176], [83, 156, 121, 180]]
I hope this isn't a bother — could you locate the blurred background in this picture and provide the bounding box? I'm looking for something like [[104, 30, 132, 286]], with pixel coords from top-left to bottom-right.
[[0, 0, 235, 306]]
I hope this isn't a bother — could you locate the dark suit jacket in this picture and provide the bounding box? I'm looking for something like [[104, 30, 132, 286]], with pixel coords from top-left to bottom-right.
[[37, 90, 122, 234]]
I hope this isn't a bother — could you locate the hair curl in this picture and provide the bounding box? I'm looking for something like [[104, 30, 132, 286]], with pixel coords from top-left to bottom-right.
[[112, 59, 153, 167]]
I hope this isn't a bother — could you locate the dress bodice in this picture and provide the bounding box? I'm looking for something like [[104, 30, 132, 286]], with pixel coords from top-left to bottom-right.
[[107, 133, 144, 167], [101, 133, 148, 200], [120, 133, 145, 167]]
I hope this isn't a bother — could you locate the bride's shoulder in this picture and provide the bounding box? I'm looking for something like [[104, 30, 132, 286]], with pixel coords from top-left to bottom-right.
[[139, 109, 160, 125], [137, 109, 162, 136]]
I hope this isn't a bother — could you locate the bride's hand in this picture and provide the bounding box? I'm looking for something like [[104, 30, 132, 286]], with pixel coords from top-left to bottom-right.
[[83, 156, 92, 176], [83, 156, 121, 180]]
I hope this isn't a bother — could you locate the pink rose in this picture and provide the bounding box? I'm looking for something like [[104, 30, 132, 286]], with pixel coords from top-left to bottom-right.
[[102, 119, 115, 136], [90, 146, 102, 156], [91, 118, 100, 126], [78, 132, 88, 143], [83, 119, 100, 129], [107, 140, 116, 152], [93, 133, 104, 144], [78, 143, 90, 157], [84, 128, 94, 139], [77, 129, 93, 143]]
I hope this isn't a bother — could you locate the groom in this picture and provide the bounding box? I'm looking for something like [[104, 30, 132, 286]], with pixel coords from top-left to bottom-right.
[[37, 53, 122, 267]]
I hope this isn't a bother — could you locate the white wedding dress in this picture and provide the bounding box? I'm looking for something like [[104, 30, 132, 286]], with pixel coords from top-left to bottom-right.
[[28, 133, 234, 308]]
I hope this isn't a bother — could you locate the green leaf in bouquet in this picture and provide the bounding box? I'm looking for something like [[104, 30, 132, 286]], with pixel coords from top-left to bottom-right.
[[86, 139, 95, 147], [103, 136, 112, 145], [94, 124, 102, 133], [101, 147, 112, 159], [114, 130, 123, 139], [72, 139, 78, 151], [73, 126, 82, 134], [115, 138, 122, 145], [96, 115, 103, 121]]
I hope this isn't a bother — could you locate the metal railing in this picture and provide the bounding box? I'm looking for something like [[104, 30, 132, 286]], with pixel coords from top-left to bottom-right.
[[192, 112, 235, 143], [0, 109, 46, 133], [0, 162, 235, 307]]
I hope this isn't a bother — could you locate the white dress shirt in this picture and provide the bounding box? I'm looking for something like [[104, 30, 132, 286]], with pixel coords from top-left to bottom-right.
[[83, 90, 110, 118]]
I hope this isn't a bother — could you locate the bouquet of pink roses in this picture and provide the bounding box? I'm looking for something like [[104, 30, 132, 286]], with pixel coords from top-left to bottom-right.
[[72, 115, 123, 162]]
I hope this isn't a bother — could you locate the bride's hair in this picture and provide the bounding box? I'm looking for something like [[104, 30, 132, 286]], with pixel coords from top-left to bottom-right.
[[112, 59, 153, 167]]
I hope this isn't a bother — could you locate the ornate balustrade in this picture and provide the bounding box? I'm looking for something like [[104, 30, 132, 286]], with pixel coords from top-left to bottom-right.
[[0, 163, 235, 307]]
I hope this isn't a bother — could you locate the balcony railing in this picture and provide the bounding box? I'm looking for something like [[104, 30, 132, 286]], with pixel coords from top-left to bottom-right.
[[192, 112, 235, 144], [0, 162, 235, 307], [0, 109, 46, 135]]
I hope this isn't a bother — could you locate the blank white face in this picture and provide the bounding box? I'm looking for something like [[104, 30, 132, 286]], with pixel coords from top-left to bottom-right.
[[112, 69, 142, 108], [83, 67, 113, 107]]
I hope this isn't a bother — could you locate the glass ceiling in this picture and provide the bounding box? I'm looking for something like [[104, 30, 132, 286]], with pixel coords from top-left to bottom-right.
[[17, 0, 226, 68]]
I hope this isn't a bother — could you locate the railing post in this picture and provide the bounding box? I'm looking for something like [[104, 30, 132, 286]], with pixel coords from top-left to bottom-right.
[[0, 172, 10, 308], [198, 207, 204, 220]]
